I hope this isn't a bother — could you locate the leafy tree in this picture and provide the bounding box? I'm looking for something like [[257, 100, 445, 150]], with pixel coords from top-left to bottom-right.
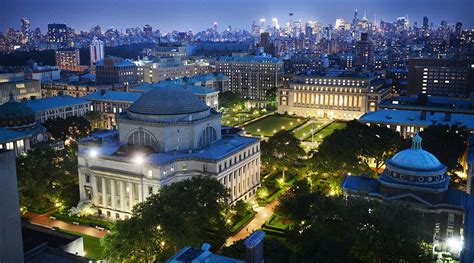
[[420, 124, 468, 173], [16, 145, 78, 210], [102, 177, 231, 262], [261, 130, 305, 178], [85, 111, 104, 130], [277, 191, 431, 262], [44, 116, 91, 141], [310, 120, 406, 178], [219, 91, 245, 110]]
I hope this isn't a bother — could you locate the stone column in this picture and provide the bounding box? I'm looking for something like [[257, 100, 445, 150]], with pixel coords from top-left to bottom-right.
[[101, 177, 106, 206], [128, 181, 134, 209], [119, 181, 125, 212], [110, 179, 116, 210]]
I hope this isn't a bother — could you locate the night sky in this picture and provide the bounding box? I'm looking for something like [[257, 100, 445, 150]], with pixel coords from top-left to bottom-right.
[[2, 0, 473, 33]]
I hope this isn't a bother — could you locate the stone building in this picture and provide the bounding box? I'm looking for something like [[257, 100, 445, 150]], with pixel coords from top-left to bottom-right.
[[77, 87, 261, 220]]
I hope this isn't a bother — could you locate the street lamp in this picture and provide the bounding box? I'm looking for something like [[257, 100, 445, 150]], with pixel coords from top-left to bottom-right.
[[89, 149, 98, 158], [446, 236, 463, 255]]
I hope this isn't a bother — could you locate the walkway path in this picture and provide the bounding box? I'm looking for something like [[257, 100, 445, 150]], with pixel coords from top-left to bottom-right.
[[224, 199, 280, 247], [25, 212, 107, 238]]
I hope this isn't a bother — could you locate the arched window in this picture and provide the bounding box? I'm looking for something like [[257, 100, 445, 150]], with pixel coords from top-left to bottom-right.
[[128, 130, 158, 150], [199, 126, 217, 147]]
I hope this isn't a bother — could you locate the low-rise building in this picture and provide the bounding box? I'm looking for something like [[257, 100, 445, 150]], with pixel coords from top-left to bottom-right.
[[23, 95, 90, 123], [359, 109, 474, 138], [135, 57, 212, 83], [0, 79, 41, 105], [277, 71, 391, 120], [77, 87, 260, 220], [41, 81, 122, 98], [81, 90, 142, 129]]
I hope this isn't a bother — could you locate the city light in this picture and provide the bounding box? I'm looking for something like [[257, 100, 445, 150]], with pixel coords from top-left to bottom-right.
[[89, 149, 98, 158], [133, 155, 144, 165], [446, 237, 463, 254]]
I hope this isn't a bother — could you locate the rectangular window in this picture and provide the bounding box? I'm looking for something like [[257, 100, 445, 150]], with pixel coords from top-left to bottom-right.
[[6, 142, 14, 150], [85, 174, 90, 183], [148, 186, 153, 195]]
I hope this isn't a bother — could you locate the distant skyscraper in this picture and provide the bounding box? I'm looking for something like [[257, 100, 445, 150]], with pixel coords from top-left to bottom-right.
[[48, 23, 68, 47], [455, 21, 463, 37], [355, 32, 373, 68], [271, 18, 279, 29], [55, 49, 85, 71], [89, 37, 104, 67], [21, 17, 30, 44], [422, 16, 429, 29], [143, 24, 153, 37], [213, 22, 218, 33]]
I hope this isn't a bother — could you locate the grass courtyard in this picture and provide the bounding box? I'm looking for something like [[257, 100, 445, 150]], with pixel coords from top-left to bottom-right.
[[221, 110, 267, 127], [293, 120, 329, 140], [312, 121, 347, 143], [242, 115, 308, 137], [59, 229, 103, 260]]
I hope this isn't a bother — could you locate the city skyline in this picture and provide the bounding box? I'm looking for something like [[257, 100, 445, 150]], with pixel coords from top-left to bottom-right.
[[2, 0, 474, 33]]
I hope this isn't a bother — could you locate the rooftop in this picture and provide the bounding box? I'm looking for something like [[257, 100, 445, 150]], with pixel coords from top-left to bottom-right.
[[81, 91, 142, 103], [79, 131, 259, 165], [360, 109, 474, 130], [132, 82, 218, 95], [218, 56, 281, 63], [23, 95, 89, 112], [380, 96, 474, 114]]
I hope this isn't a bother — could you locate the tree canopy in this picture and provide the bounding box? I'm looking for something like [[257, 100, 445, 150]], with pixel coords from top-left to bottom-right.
[[420, 124, 468, 173], [261, 130, 305, 177], [310, 120, 407, 177], [17, 145, 79, 211], [219, 91, 245, 110], [85, 111, 104, 130], [101, 176, 231, 262], [44, 116, 92, 141], [275, 182, 431, 262]]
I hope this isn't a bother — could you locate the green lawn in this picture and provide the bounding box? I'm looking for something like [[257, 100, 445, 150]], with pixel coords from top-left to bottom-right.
[[293, 121, 328, 140], [59, 229, 103, 260], [221, 110, 267, 127], [266, 215, 290, 230], [313, 122, 347, 143], [243, 115, 308, 136]]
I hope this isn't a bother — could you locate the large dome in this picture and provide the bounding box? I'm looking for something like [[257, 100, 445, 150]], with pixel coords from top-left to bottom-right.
[[128, 87, 209, 116], [0, 96, 36, 128], [379, 134, 448, 192]]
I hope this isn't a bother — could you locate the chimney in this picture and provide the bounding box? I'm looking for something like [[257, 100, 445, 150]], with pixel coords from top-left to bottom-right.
[[244, 230, 266, 263]]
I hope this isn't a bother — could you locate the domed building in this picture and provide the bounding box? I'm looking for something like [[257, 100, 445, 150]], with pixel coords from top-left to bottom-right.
[[0, 94, 47, 155], [342, 134, 469, 256], [77, 87, 261, 220]]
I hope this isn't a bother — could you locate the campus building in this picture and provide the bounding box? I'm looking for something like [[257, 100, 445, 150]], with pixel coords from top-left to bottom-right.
[[215, 56, 283, 101], [82, 90, 142, 129], [77, 87, 261, 220], [343, 134, 472, 258], [96, 57, 138, 86], [135, 57, 212, 83], [23, 95, 90, 123], [0, 79, 41, 105], [277, 71, 391, 120]]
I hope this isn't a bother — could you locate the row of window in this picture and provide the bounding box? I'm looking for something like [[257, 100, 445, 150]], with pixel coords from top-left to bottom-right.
[[218, 145, 259, 173]]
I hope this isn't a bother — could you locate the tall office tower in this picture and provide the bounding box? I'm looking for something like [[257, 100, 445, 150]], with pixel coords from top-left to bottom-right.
[[213, 22, 218, 33], [355, 32, 373, 68], [352, 9, 359, 30], [0, 150, 24, 263], [216, 56, 283, 101], [335, 18, 345, 30], [21, 17, 30, 44], [48, 23, 68, 47], [89, 37, 105, 67], [272, 18, 279, 29], [143, 25, 153, 37], [259, 18, 266, 33], [455, 21, 463, 37], [422, 16, 429, 29], [55, 49, 82, 71], [407, 59, 474, 98]]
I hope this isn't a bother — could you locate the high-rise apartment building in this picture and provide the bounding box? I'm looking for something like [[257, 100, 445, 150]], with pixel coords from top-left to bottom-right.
[[48, 23, 68, 47], [407, 59, 474, 98], [89, 37, 105, 67], [355, 33, 373, 68], [215, 56, 283, 101], [96, 56, 138, 86], [55, 49, 88, 71]]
